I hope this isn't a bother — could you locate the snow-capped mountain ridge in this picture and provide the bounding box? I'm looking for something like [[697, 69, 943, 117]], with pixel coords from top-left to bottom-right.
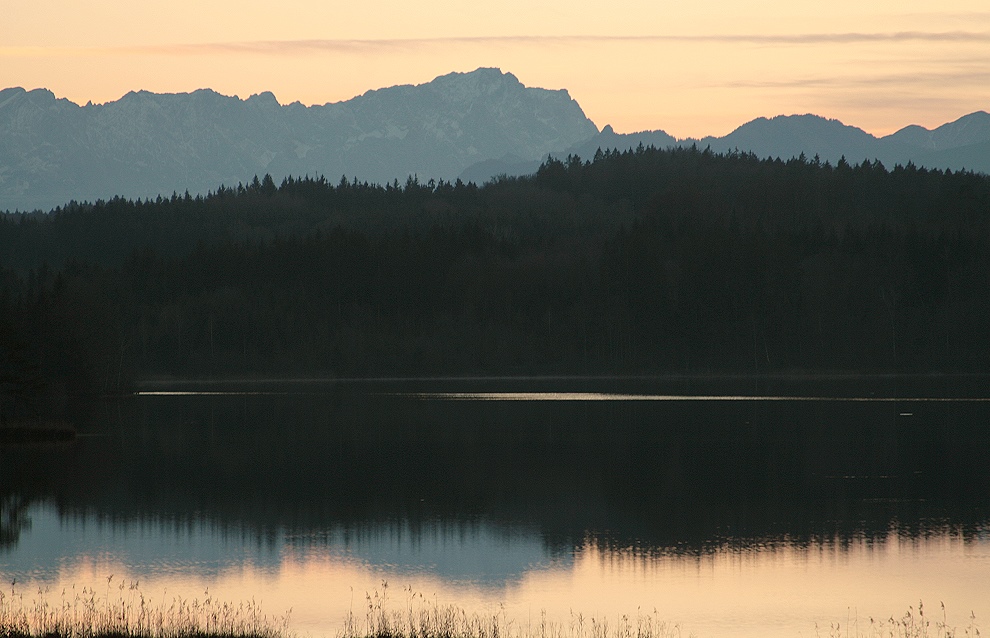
[[0, 69, 598, 212], [2, 71, 988, 213]]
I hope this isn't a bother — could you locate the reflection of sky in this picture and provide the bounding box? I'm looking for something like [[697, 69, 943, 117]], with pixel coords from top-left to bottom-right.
[[284, 522, 565, 586], [4, 507, 990, 638], [0, 504, 563, 588], [2, 507, 278, 580]]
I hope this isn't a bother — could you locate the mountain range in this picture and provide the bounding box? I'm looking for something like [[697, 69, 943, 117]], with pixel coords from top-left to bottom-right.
[[462, 111, 990, 183], [0, 68, 595, 212], [1, 68, 988, 212]]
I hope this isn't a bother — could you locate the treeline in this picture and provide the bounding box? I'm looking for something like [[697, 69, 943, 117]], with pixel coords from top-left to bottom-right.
[[2, 145, 990, 412]]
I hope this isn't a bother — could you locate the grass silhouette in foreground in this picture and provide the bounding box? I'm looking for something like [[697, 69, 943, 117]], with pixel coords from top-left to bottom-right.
[[0, 578, 288, 638], [0, 580, 978, 638]]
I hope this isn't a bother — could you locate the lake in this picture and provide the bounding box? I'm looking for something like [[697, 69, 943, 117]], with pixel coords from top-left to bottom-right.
[[2, 376, 989, 638]]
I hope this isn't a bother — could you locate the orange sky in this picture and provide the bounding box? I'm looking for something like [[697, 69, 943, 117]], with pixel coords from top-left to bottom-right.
[[3, 0, 989, 138]]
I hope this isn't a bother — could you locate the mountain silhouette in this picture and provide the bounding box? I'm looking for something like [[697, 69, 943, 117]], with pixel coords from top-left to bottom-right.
[[0, 69, 597, 212], [699, 114, 878, 162], [461, 112, 990, 183], [2, 69, 988, 212]]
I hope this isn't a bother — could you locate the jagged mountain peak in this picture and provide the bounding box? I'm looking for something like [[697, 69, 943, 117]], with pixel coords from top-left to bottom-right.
[[0, 87, 28, 109], [430, 67, 522, 92], [5, 70, 986, 213], [0, 69, 599, 211], [354, 68, 527, 106], [0, 87, 67, 110], [0, 87, 28, 101], [246, 91, 280, 106], [116, 90, 162, 105], [115, 88, 235, 107]]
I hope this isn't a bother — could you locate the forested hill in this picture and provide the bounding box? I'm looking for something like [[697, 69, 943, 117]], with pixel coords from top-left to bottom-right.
[[2, 146, 990, 415]]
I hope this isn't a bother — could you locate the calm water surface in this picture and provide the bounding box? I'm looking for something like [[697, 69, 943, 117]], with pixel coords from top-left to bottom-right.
[[3, 377, 990, 638]]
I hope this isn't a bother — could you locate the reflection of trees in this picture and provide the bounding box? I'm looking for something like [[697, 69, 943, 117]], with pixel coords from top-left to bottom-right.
[[0, 494, 32, 549], [5, 391, 985, 552]]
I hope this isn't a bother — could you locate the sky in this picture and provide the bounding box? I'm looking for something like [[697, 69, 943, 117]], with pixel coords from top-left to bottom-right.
[[3, 0, 989, 138]]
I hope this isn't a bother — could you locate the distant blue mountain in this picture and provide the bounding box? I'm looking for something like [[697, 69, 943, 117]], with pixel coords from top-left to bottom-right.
[[699, 112, 990, 171], [697, 114, 880, 163], [2, 67, 987, 212], [461, 111, 990, 184], [0, 68, 598, 212]]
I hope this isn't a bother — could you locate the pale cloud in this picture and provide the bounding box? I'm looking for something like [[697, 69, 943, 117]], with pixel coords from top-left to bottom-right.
[[5, 31, 990, 58], [4, 23, 985, 138], [890, 10, 990, 22], [717, 68, 990, 91], [817, 93, 987, 124], [167, 31, 990, 53], [127, 31, 990, 53]]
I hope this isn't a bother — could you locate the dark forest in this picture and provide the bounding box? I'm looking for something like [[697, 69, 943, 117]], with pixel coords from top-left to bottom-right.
[[3, 145, 990, 419]]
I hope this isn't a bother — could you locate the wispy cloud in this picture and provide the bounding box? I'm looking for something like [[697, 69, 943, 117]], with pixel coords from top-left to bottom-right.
[[890, 11, 990, 23], [718, 68, 990, 91], [152, 31, 990, 53], [708, 64, 990, 128], [817, 93, 987, 121], [6, 31, 990, 57]]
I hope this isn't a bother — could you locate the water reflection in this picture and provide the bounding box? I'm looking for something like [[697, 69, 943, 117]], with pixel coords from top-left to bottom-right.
[[2, 504, 988, 638], [3, 379, 990, 638], [394, 392, 990, 402], [1, 505, 558, 586], [0, 494, 32, 549]]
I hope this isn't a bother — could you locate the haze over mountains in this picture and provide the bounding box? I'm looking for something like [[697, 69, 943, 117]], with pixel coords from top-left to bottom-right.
[[0, 69, 595, 212], [1, 67, 988, 212], [463, 111, 990, 184]]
